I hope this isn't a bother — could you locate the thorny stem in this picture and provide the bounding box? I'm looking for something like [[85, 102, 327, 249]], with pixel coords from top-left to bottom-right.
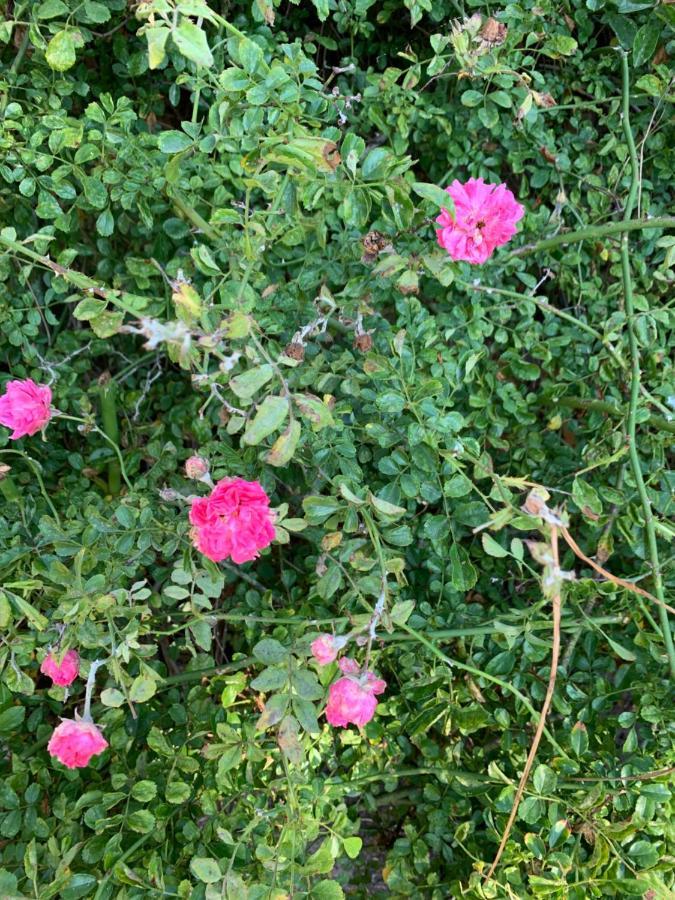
[[509, 215, 675, 258], [485, 526, 562, 882], [619, 52, 675, 678], [82, 659, 106, 722], [99, 377, 121, 496]]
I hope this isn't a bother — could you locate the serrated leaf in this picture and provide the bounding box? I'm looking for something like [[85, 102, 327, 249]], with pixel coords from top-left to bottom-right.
[[242, 395, 289, 445], [45, 30, 77, 71], [412, 182, 453, 210], [190, 857, 222, 884], [129, 676, 157, 703], [173, 19, 213, 68], [229, 364, 274, 398], [266, 420, 301, 466]]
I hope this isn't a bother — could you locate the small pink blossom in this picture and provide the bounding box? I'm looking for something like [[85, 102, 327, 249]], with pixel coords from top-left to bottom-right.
[[311, 635, 338, 665], [185, 455, 210, 481], [189, 477, 275, 564], [325, 666, 386, 728], [47, 718, 108, 769], [436, 178, 524, 264], [0, 379, 53, 440], [41, 650, 79, 687], [311, 634, 349, 666], [338, 656, 360, 675]]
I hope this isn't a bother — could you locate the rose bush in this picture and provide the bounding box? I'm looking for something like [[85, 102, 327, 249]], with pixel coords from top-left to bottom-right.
[[0, 1, 674, 898]]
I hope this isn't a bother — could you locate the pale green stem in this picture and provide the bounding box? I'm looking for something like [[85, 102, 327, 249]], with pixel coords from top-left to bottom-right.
[[619, 52, 675, 678]]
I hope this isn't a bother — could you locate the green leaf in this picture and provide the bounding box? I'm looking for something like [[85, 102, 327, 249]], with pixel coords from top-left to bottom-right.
[[412, 182, 452, 209], [131, 780, 158, 802], [278, 715, 303, 764], [0, 706, 25, 734], [294, 394, 335, 430], [607, 636, 637, 662], [173, 20, 214, 68], [100, 688, 125, 708], [158, 130, 193, 154], [45, 30, 77, 72], [165, 782, 191, 804], [129, 676, 157, 703], [310, 0, 330, 21], [216, 745, 243, 780], [481, 533, 508, 558], [229, 364, 274, 399], [571, 721, 589, 756], [127, 810, 156, 834], [343, 836, 362, 859], [311, 881, 345, 900], [266, 420, 301, 467], [242, 395, 289, 445], [146, 25, 170, 69], [190, 857, 222, 884], [37, 0, 68, 19], [253, 638, 288, 665], [633, 20, 660, 67]]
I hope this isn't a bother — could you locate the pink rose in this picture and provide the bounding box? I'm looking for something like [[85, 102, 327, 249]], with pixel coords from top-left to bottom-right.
[[0, 379, 53, 440], [325, 668, 386, 728], [41, 650, 79, 687], [436, 178, 524, 264], [311, 634, 348, 666], [189, 477, 276, 564], [337, 656, 360, 675], [47, 718, 108, 769]]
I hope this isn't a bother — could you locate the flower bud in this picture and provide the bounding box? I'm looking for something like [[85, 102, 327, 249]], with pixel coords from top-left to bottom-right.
[[185, 455, 210, 481]]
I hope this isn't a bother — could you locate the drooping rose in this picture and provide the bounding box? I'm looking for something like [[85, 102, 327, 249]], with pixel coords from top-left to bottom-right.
[[41, 649, 79, 687], [436, 178, 524, 264], [47, 718, 108, 769], [189, 477, 275, 564], [311, 634, 348, 666], [0, 379, 53, 440], [325, 664, 386, 728]]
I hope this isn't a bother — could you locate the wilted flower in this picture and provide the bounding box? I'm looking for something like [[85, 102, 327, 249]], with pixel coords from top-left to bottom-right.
[[41, 650, 79, 687], [185, 455, 210, 481], [47, 717, 108, 769], [311, 634, 348, 665], [325, 658, 386, 728]]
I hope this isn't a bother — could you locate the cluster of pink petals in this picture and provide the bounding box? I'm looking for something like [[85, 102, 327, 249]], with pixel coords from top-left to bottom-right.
[[47, 718, 108, 769], [41, 650, 79, 687], [325, 657, 386, 728], [0, 379, 53, 440], [189, 477, 275, 564], [311, 634, 340, 666], [436, 178, 524, 264]]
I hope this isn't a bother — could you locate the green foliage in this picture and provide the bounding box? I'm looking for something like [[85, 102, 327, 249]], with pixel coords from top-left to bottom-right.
[[0, 0, 674, 897]]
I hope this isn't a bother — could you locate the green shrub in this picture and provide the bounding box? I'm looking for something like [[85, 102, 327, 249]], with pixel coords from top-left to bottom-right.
[[0, 1, 674, 897]]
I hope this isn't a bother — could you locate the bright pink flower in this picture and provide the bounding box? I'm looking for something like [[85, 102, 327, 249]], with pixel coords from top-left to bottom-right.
[[325, 668, 386, 728], [0, 379, 53, 440], [41, 650, 79, 686], [436, 178, 524, 264], [189, 477, 275, 564], [47, 718, 108, 769]]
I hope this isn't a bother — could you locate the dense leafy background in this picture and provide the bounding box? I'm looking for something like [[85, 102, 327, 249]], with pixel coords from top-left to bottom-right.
[[0, 0, 674, 897]]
